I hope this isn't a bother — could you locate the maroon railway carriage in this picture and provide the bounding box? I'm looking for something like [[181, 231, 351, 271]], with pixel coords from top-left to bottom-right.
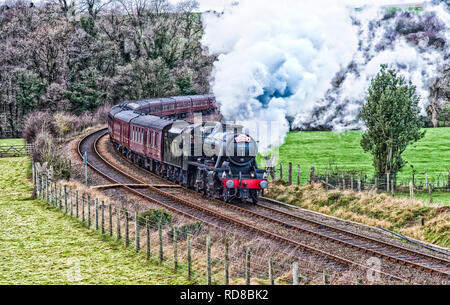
[[115, 94, 216, 119], [129, 115, 173, 163]]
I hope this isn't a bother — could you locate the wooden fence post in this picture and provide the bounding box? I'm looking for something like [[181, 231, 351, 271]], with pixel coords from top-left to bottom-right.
[[279, 163, 283, 181], [87, 196, 91, 228], [391, 180, 395, 197], [82, 194, 85, 222], [64, 185, 68, 214], [187, 234, 192, 281], [206, 236, 211, 285], [173, 227, 178, 270], [323, 269, 329, 285], [425, 173, 428, 188], [224, 240, 229, 285], [36, 173, 40, 197], [32, 162, 36, 197], [101, 202, 105, 234], [245, 248, 251, 285], [310, 167, 315, 184], [350, 175, 354, 191], [325, 169, 328, 190], [409, 182, 414, 200], [117, 207, 121, 240], [297, 165, 301, 186], [135, 211, 140, 252], [125, 210, 129, 247], [288, 163, 292, 185], [292, 262, 299, 285], [46, 174, 49, 203], [268, 258, 274, 285], [95, 199, 99, 231], [429, 185, 433, 204], [159, 224, 163, 264], [109, 205, 113, 237], [53, 182, 57, 207], [42, 174, 46, 199], [358, 175, 361, 192], [76, 191, 79, 219], [70, 190, 73, 216], [146, 221, 151, 260]]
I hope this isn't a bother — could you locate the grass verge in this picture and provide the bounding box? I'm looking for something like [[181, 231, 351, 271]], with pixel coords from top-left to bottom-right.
[[265, 182, 450, 248]]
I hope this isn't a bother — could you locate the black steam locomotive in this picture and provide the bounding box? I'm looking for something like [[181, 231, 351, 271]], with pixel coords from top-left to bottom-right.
[[108, 95, 268, 203]]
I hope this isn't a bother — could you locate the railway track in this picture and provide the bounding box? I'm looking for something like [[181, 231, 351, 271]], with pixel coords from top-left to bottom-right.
[[253, 199, 450, 276], [78, 128, 450, 283]]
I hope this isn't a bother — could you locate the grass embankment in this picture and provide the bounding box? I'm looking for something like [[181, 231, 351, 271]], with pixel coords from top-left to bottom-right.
[[266, 182, 450, 248], [0, 157, 192, 284], [258, 127, 450, 204]]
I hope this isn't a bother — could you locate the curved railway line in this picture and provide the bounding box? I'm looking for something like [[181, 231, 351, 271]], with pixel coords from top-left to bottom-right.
[[78, 128, 450, 284]]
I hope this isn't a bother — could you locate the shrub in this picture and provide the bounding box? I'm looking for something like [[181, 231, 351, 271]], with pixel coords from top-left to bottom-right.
[[33, 130, 70, 180], [169, 222, 203, 240], [54, 112, 78, 136], [76, 112, 94, 132], [138, 209, 173, 227], [22, 111, 58, 143], [93, 103, 112, 125]]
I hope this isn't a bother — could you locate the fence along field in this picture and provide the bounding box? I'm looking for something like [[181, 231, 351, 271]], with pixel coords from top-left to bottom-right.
[[0, 143, 34, 158], [260, 128, 450, 205], [33, 161, 403, 285], [264, 161, 450, 204]]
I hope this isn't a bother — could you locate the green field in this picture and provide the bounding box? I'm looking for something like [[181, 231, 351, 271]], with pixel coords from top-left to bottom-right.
[[0, 157, 192, 284], [258, 127, 449, 204], [0, 138, 24, 145], [259, 127, 450, 180]]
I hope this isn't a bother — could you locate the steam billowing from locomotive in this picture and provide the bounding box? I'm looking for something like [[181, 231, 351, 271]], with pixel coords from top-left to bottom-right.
[[202, 0, 450, 144]]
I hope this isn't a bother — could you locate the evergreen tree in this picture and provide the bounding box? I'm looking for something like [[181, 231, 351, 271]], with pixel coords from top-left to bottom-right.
[[360, 65, 425, 186]]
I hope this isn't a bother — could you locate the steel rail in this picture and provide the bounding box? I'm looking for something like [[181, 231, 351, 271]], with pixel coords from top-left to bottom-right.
[[255, 199, 450, 276]]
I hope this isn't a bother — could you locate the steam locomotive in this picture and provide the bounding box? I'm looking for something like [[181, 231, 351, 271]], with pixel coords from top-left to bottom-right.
[[108, 95, 268, 204]]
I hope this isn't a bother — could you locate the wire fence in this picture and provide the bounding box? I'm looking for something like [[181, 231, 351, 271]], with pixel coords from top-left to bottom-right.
[[0, 144, 34, 158], [33, 162, 347, 286], [31, 160, 410, 285], [266, 162, 450, 203]]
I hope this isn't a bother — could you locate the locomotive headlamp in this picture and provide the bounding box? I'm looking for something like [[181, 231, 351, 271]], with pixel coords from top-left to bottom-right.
[[260, 181, 268, 189], [226, 180, 235, 189], [222, 172, 227, 178], [250, 171, 255, 178], [263, 172, 268, 179]]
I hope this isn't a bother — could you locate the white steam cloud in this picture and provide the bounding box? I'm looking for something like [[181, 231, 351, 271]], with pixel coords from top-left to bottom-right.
[[201, 0, 450, 149]]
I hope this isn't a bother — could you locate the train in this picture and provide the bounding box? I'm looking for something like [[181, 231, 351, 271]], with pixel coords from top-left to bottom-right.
[[107, 94, 268, 204]]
